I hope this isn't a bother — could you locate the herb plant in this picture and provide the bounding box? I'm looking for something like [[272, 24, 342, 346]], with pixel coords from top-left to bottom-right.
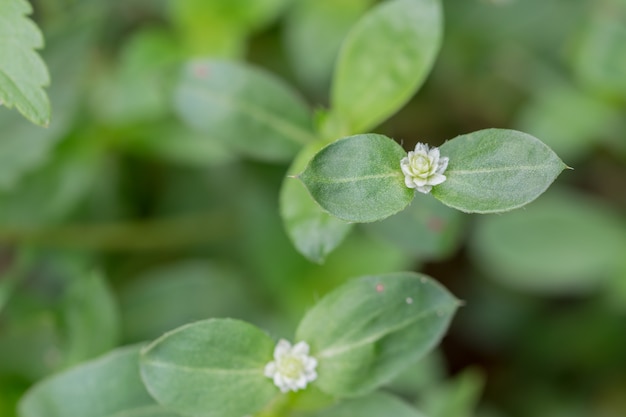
[[2, 0, 625, 417]]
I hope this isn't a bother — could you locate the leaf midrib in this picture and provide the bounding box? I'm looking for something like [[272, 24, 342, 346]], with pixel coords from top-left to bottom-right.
[[142, 359, 262, 375], [317, 299, 456, 359]]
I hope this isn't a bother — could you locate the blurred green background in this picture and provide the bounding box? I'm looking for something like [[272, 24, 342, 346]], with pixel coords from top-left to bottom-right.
[[1, 0, 625, 416]]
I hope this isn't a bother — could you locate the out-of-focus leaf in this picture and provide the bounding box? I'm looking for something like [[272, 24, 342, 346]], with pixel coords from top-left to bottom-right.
[[365, 192, 465, 260], [0, 313, 62, 381], [119, 260, 253, 342], [284, 0, 374, 94], [0, 23, 93, 190], [470, 188, 626, 293], [92, 28, 180, 126], [420, 368, 485, 417], [0, 135, 101, 228], [170, 0, 288, 57], [330, 0, 442, 133], [573, 0, 626, 99], [0, 0, 50, 126], [298, 134, 413, 223], [18, 345, 181, 417], [280, 140, 353, 263], [310, 392, 427, 417], [140, 319, 277, 417], [296, 272, 459, 397], [59, 271, 120, 367], [432, 129, 567, 213], [516, 84, 619, 163], [174, 60, 315, 162], [385, 351, 446, 396]]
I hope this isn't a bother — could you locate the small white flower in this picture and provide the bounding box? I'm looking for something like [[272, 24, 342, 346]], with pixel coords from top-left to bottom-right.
[[264, 339, 317, 393], [400, 142, 449, 194]]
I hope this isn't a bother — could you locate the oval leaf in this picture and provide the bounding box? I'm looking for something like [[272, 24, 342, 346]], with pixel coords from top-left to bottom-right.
[[0, 0, 50, 126], [432, 129, 567, 213], [296, 272, 459, 397], [470, 189, 626, 294], [331, 0, 442, 133], [281, 140, 354, 263], [174, 59, 315, 162], [140, 318, 277, 417], [298, 134, 413, 223], [18, 345, 180, 417]]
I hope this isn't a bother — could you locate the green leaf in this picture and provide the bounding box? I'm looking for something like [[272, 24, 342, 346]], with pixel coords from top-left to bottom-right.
[[432, 129, 567, 213], [140, 318, 277, 417], [296, 272, 459, 397], [0, 20, 94, 189], [420, 367, 484, 417], [281, 140, 354, 263], [470, 188, 626, 294], [174, 59, 315, 162], [330, 0, 442, 133], [310, 392, 427, 417], [284, 0, 374, 93], [516, 84, 619, 163], [59, 271, 120, 367], [298, 134, 414, 223], [18, 345, 180, 417], [573, 1, 626, 99], [0, 0, 50, 126], [92, 28, 181, 126]]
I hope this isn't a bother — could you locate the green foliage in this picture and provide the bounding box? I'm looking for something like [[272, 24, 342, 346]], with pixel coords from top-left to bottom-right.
[[298, 134, 413, 223], [3, 1, 624, 416], [297, 273, 459, 396], [18, 345, 180, 417], [470, 189, 626, 293], [140, 319, 277, 417], [174, 59, 315, 162], [432, 129, 567, 213], [281, 140, 354, 263], [0, 0, 50, 126], [330, 0, 442, 133]]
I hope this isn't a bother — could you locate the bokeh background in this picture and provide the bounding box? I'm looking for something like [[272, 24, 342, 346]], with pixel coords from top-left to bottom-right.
[[1, 0, 625, 416]]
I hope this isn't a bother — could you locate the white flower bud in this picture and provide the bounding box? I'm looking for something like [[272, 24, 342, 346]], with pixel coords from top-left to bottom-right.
[[400, 143, 449, 194], [264, 339, 317, 393]]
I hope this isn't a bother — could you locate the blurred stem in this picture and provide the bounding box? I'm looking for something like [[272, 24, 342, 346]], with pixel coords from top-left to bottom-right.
[[0, 210, 237, 251]]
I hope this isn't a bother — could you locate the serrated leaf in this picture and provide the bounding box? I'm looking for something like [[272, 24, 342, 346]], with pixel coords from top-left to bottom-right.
[[432, 129, 567, 213], [310, 392, 427, 417], [296, 272, 459, 397], [0, 0, 50, 126], [331, 0, 442, 133], [0, 20, 94, 189], [140, 318, 277, 417], [18, 345, 181, 417], [280, 140, 353, 263], [174, 59, 315, 162], [298, 134, 414, 223]]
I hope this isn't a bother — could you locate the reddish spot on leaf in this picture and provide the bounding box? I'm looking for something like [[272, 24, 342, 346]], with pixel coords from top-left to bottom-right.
[[427, 217, 445, 232], [194, 64, 210, 79], [376, 284, 384, 293]]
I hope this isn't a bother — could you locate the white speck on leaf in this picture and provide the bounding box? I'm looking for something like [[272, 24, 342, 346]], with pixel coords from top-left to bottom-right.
[[406, 297, 413, 304], [400, 143, 449, 193], [264, 339, 317, 393]]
